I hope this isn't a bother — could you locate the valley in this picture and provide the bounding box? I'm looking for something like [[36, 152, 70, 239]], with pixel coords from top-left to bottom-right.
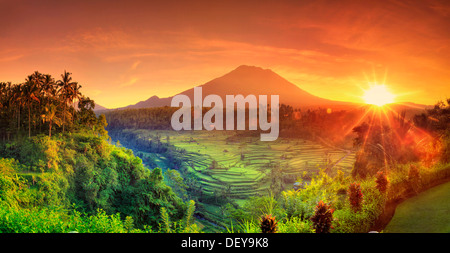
[[110, 129, 356, 230]]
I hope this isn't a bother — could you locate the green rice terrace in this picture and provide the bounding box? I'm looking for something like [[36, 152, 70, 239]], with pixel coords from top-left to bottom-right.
[[110, 129, 356, 230]]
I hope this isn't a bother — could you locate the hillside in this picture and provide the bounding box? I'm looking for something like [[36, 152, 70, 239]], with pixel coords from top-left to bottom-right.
[[0, 132, 197, 233]]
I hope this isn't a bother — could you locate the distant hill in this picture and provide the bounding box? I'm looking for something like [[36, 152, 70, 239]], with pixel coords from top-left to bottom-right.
[[93, 103, 108, 112], [121, 65, 353, 110], [123, 95, 171, 109]]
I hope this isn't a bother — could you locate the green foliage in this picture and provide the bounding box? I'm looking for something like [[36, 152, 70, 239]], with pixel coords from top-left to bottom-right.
[[159, 207, 171, 233], [184, 200, 196, 228], [165, 169, 189, 200], [333, 181, 385, 233], [0, 131, 196, 233], [228, 169, 390, 233], [224, 151, 448, 234], [277, 217, 314, 233], [281, 189, 315, 220], [230, 194, 282, 224], [157, 203, 200, 233], [281, 171, 346, 220], [386, 162, 450, 203], [0, 203, 147, 233], [0, 158, 30, 207]]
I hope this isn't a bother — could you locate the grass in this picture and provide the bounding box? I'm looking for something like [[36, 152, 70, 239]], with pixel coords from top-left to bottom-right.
[[384, 181, 450, 233]]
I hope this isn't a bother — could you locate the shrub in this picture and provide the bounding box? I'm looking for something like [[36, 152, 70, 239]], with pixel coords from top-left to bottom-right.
[[408, 164, 420, 181], [278, 217, 314, 233], [375, 171, 389, 193], [260, 214, 278, 233], [408, 164, 422, 193], [310, 200, 334, 233], [333, 184, 385, 233], [348, 182, 363, 212], [0, 204, 138, 233]]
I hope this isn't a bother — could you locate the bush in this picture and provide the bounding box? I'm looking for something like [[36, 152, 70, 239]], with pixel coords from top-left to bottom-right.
[[0, 203, 142, 233], [260, 214, 278, 233], [348, 182, 363, 212], [375, 171, 389, 193], [310, 200, 334, 233], [278, 217, 314, 233], [333, 185, 384, 233]]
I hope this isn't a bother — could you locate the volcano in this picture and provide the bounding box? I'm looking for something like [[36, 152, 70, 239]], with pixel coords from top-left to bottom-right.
[[122, 65, 351, 109]]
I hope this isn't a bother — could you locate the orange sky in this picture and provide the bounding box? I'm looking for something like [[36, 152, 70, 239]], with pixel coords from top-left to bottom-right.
[[1, 0, 449, 108]]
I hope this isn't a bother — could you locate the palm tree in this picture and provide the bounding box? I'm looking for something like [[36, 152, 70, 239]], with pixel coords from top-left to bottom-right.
[[11, 83, 25, 133], [41, 104, 61, 138], [42, 74, 57, 98], [0, 82, 13, 138], [56, 70, 76, 133], [70, 81, 82, 123], [23, 73, 42, 137], [40, 74, 57, 132]]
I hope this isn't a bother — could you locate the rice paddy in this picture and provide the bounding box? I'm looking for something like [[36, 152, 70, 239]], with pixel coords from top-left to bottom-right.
[[127, 130, 356, 229]]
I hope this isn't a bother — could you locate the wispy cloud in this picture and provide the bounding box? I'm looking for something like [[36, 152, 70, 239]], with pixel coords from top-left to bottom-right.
[[130, 60, 141, 70], [0, 54, 24, 62], [120, 77, 139, 87]]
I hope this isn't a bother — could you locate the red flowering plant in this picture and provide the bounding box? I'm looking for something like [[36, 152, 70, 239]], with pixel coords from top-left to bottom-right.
[[348, 182, 363, 212], [310, 200, 334, 233]]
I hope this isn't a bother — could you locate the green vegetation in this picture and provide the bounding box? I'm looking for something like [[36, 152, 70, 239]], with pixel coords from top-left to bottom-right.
[[103, 99, 450, 233], [108, 129, 356, 231], [0, 129, 199, 233], [223, 169, 386, 233], [0, 71, 198, 233]]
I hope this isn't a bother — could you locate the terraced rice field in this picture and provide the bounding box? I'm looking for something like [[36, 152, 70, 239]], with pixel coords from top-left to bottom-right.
[[132, 130, 356, 228]]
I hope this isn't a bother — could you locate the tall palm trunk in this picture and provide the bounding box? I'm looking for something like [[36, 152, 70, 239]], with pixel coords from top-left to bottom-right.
[[49, 120, 52, 138], [62, 102, 66, 133]]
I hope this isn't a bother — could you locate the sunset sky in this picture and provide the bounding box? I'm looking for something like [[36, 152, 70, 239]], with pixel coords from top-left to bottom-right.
[[1, 0, 449, 108]]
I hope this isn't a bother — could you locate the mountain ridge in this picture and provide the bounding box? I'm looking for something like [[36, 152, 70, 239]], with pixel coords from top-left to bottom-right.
[[115, 65, 352, 110]]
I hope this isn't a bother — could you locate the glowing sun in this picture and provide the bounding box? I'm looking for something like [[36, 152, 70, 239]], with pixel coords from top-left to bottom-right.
[[362, 84, 396, 106]]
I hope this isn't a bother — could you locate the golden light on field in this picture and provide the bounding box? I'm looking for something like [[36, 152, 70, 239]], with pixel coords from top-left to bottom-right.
[[362, 84, 396, 107]]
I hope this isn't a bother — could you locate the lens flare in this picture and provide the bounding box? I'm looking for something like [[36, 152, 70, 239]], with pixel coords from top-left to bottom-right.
[[362, 84, 395, 106]]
